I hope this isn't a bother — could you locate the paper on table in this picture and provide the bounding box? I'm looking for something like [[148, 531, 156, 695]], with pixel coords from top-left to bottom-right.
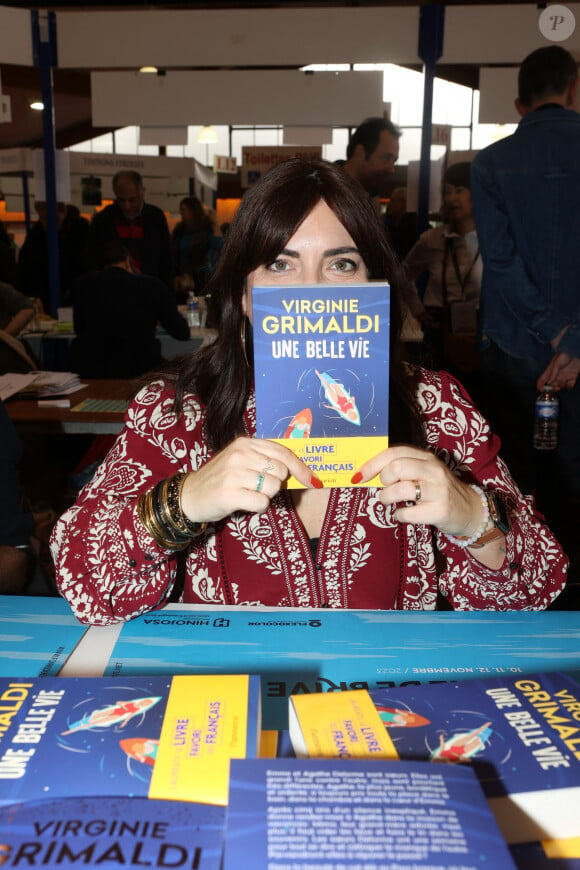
[[0, 372, 38, 401], [17, 371, 82, 397], [0, 372, 85, 401]]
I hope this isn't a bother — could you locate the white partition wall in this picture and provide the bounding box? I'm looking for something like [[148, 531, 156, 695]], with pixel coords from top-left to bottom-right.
[[55, 4, 580, 72], [56, 7, 420, 69], [443, 4, 580, 63], [0, 5, 33, 66], [90, 70, 385, 128]]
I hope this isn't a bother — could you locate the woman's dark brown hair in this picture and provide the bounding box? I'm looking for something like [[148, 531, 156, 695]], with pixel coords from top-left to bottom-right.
[[168, 158, 424, 451]]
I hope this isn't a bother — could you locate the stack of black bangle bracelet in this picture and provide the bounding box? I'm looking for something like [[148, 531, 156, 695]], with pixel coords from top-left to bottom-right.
[[137, 472, 206, 551]]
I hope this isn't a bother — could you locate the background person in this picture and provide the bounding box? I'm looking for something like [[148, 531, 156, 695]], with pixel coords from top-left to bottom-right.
[[88, 170, 173, 292], [17, 202, 89, 313], [70, 240, 189, 379], [401, 162, 482, 389], [172, 196, 223, 301], [0, 282, 35, 337], [342, 117, 400, 197], [471, 45, 580, 603], [0, 401, 56, 594], [383, 186, 419, 263], [0, 219, 18, 288], [51, 158, 567, 625]]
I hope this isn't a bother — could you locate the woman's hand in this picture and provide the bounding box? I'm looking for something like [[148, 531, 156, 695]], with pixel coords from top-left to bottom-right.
[[352, 444, 484, 539], [180, 437, 322, 525]]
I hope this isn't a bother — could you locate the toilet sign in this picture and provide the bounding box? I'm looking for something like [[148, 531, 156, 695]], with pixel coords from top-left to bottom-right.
[[241, 146, 322, 187]]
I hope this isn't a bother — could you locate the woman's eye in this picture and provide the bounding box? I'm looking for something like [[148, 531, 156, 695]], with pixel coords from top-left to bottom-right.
[[268, 259, 291, 273], [331, 258, 357, 273]]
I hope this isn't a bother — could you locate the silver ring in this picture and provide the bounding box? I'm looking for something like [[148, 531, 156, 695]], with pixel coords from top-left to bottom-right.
[[263, 459, 275, 474], [256, 473, 265, 493], [414, 480, 422, 503]]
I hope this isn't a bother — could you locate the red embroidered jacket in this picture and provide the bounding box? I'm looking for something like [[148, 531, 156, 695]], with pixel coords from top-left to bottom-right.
[[52, 367, 567, 624]]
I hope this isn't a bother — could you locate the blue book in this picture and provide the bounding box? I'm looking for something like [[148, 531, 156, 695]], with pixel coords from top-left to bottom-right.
[[103, 608, 580, 730], [0, 674, 261, 808], [0, 596, 88, 677], [289, 671, 580, 844], [223, 758, 515, 869], [0, 796, 224, 869], [252, 282, 390, 487]]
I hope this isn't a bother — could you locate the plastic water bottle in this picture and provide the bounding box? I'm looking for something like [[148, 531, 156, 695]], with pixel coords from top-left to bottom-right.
[[533, 384, 559, 450], [187, 292, 200, 328]]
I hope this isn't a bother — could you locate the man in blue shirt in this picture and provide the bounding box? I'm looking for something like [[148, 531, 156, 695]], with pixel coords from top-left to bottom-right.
[[471, 46, 580, 602]]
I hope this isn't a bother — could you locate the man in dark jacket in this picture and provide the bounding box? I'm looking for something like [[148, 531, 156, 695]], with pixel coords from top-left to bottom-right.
[[88, 170, 173, 291], [18, 202, 90, 312], [70, 240, 189, 379], [472, 45, 580, 603]]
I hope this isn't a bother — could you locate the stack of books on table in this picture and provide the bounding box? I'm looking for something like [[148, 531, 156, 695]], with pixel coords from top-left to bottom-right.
[[2, 670, 578, 867], [0, 370, 82, 401], [18, 370, 82, 397]]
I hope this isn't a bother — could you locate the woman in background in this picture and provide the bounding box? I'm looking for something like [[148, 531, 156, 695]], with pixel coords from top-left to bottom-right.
[[402, 162, 481, 386], [172, 196, 223, 300]]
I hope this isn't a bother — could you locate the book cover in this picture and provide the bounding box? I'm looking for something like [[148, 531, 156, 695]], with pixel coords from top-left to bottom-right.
[[0, 674, 260, 807], [103, 607, 580, 730], [0, 596, 88, 677], [252, 282, 390, 487], [223, 757, 515, 869], [288, 672, 580, 843], [0, 796, 224, 869], [288, 689, 398, 759]]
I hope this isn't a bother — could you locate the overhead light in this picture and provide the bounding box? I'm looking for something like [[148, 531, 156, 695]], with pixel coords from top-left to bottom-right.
[[197, 125, 218, 144], [139, 66, 158, 74], [30, 101, 44, 111]]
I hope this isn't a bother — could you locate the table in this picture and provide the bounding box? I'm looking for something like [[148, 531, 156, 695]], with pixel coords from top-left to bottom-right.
[[4, 378, 135, 435], [23, 326, 216, 370]]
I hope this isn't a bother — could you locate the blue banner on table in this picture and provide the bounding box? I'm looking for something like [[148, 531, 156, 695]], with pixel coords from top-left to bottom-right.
[[0, 596, 88, 677], [252, 282, 390, 487], [103, 608, 580, 730]]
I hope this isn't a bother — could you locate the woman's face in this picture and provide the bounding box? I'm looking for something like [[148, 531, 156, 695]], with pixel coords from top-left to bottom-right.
[[180, 202, 194, 222], [242, 200, 369, 320], [443, 184, 473, 223]]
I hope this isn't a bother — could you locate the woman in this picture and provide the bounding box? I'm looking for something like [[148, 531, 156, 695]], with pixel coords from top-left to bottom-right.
[[51, 159, 567, 624], [402, 162, 481, 379], [172, 196, 223, 299]]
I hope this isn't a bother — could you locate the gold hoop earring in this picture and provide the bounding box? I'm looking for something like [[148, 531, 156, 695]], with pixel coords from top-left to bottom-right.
[[241, 315, 250, 368]]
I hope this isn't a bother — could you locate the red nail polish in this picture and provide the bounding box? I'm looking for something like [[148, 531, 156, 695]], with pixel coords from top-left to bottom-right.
[[351, 471, 363, 485], [311, 476, 324, 489]]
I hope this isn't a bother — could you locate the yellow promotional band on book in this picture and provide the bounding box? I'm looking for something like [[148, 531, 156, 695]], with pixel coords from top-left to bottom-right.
[[150, 674, 251, 806], [542, 837, 580, 859], [273, 435, 389, 489], [290, 689, 398, 760]]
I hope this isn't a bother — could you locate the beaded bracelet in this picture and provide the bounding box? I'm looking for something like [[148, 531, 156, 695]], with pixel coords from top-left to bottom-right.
[[172, 473, 206, 537], [444, 484, 490, 549]]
